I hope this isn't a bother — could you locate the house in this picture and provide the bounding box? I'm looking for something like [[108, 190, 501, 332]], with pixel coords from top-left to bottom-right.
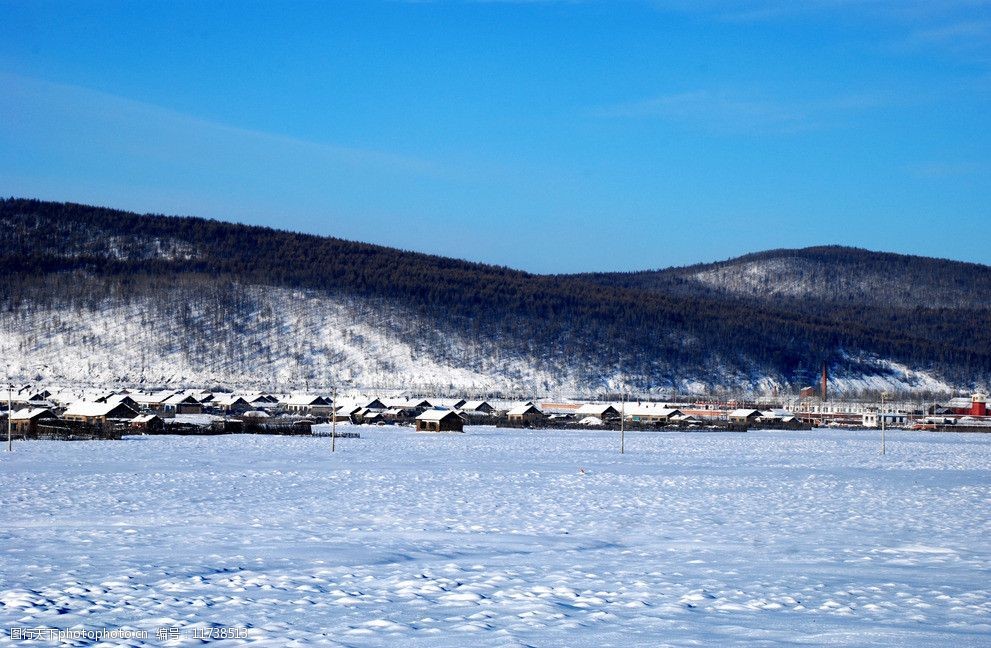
[[944, 394, 987, 416], [130, 390, 175, 412], [213, 395, 253, 415], [460, 400, 494, 415], [335, 403, 365, 422], [97, 393, 141, 411], [576, 404, 621, 420], [9, 408, 57, 438], [384, 398, 432, 413], [63, 401, 139, 425], [506, 404, 545, 424], [539, 402, 583, 418], [625, 405, 683, 424], [363, 411, 386, 425], [130, 414, 165, 434], [237, 392, 277, 405], [758, 409, 804, 429], [281, 395, 334, 417], [862, 412, 909, 428], [162, 393, 204, 415], [361, 398, 388, 411], [382, 407, 418, 423], [415, 409, 465, 433], [728, 409, 762, 425], [431, 398, 466, 410]]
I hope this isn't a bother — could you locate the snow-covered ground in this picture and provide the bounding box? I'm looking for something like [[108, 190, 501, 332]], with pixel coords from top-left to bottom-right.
[[1, 427, 988, 646]]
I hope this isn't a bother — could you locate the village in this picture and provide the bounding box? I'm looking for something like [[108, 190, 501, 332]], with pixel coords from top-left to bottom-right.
[[2, 379, 990, 441]]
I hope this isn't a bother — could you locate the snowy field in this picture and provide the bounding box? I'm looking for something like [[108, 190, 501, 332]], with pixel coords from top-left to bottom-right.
[[1, 427, 989, 647]]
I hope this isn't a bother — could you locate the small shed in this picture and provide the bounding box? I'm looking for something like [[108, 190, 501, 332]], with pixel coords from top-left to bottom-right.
[[415, 409, 465, 433], [130, 413, 165, 434]]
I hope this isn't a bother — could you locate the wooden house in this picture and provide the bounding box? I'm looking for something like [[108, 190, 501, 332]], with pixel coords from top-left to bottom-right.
[[130, 391, 175, 412], [460, 400, 495, 414], [576, 404, 621, 420], [97, 393, 141, 411], [10, 408, 56, 438], [130, 414, 165, 434], [506, 404, 545, 424], [415, 409, 465, 433], [281, 394, 334, 417], [385, 398, 432, 414], [383, 407, 418, 423], [625, 405, 683, 424], [213, 395, 253, 415], [63, 401, 139, 425], [362, 398, 388, 410], [728, 409, 762, 425], [162, 393, 204, 415]]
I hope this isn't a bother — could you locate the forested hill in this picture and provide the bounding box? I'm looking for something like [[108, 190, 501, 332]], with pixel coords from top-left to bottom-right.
[[573, 246, 991, 310], [0, 197, 988, 395]]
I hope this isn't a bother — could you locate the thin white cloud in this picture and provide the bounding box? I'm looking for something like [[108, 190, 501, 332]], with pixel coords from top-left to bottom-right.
[[0, 71, 441, 177], [908, 161, 986, 179], [594, 89, 883, 135]]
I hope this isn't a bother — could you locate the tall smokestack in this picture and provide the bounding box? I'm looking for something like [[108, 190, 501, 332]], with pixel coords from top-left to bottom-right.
[[821, 362, 828, 402]]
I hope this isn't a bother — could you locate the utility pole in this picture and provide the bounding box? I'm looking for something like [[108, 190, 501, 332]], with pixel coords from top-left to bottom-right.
[[331, 386, 337, 453], [6, 364, 12, 452], [620, 391, 625, 455], [880, 391, 887, 455]]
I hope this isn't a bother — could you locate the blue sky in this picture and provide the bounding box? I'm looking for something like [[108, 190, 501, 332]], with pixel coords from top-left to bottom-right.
[[1, 1, 989, 272]]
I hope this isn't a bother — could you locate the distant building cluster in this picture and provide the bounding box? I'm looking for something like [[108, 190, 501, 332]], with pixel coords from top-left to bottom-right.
[[1, 383, 988, 440]]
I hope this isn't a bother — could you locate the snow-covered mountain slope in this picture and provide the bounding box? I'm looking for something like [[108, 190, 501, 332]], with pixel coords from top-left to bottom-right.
[[0, 283, 960, 397], [0, 285, 580, 394]]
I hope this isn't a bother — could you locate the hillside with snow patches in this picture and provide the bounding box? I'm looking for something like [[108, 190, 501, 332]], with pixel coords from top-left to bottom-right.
[[0, 295, 956, 397], [0, 198, 988, 396], [0, 286, 579, 395]]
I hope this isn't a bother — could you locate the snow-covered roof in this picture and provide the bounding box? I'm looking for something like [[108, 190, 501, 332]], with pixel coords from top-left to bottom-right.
[[282, 394, 332, 406], [507, 404, 542, 416], [10, 407, 54, 421], [729, 409, 761, 418], [430, 399, 464, 409], [416, 409, 464, 422], [625, 404, 681, 418], [131, 414, 160, 424], [173, 414, 224, 426], [131, 391, 175, 405], [214, 394, 250, 406], [163, 393, 199, 405], [385, 398, 432, 409], [64, 401, 137, 418], [579, 416, 603, 426], [760, 409, 795, 419], [576, 403, 619, 416], [103, 393, 137, 405]]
